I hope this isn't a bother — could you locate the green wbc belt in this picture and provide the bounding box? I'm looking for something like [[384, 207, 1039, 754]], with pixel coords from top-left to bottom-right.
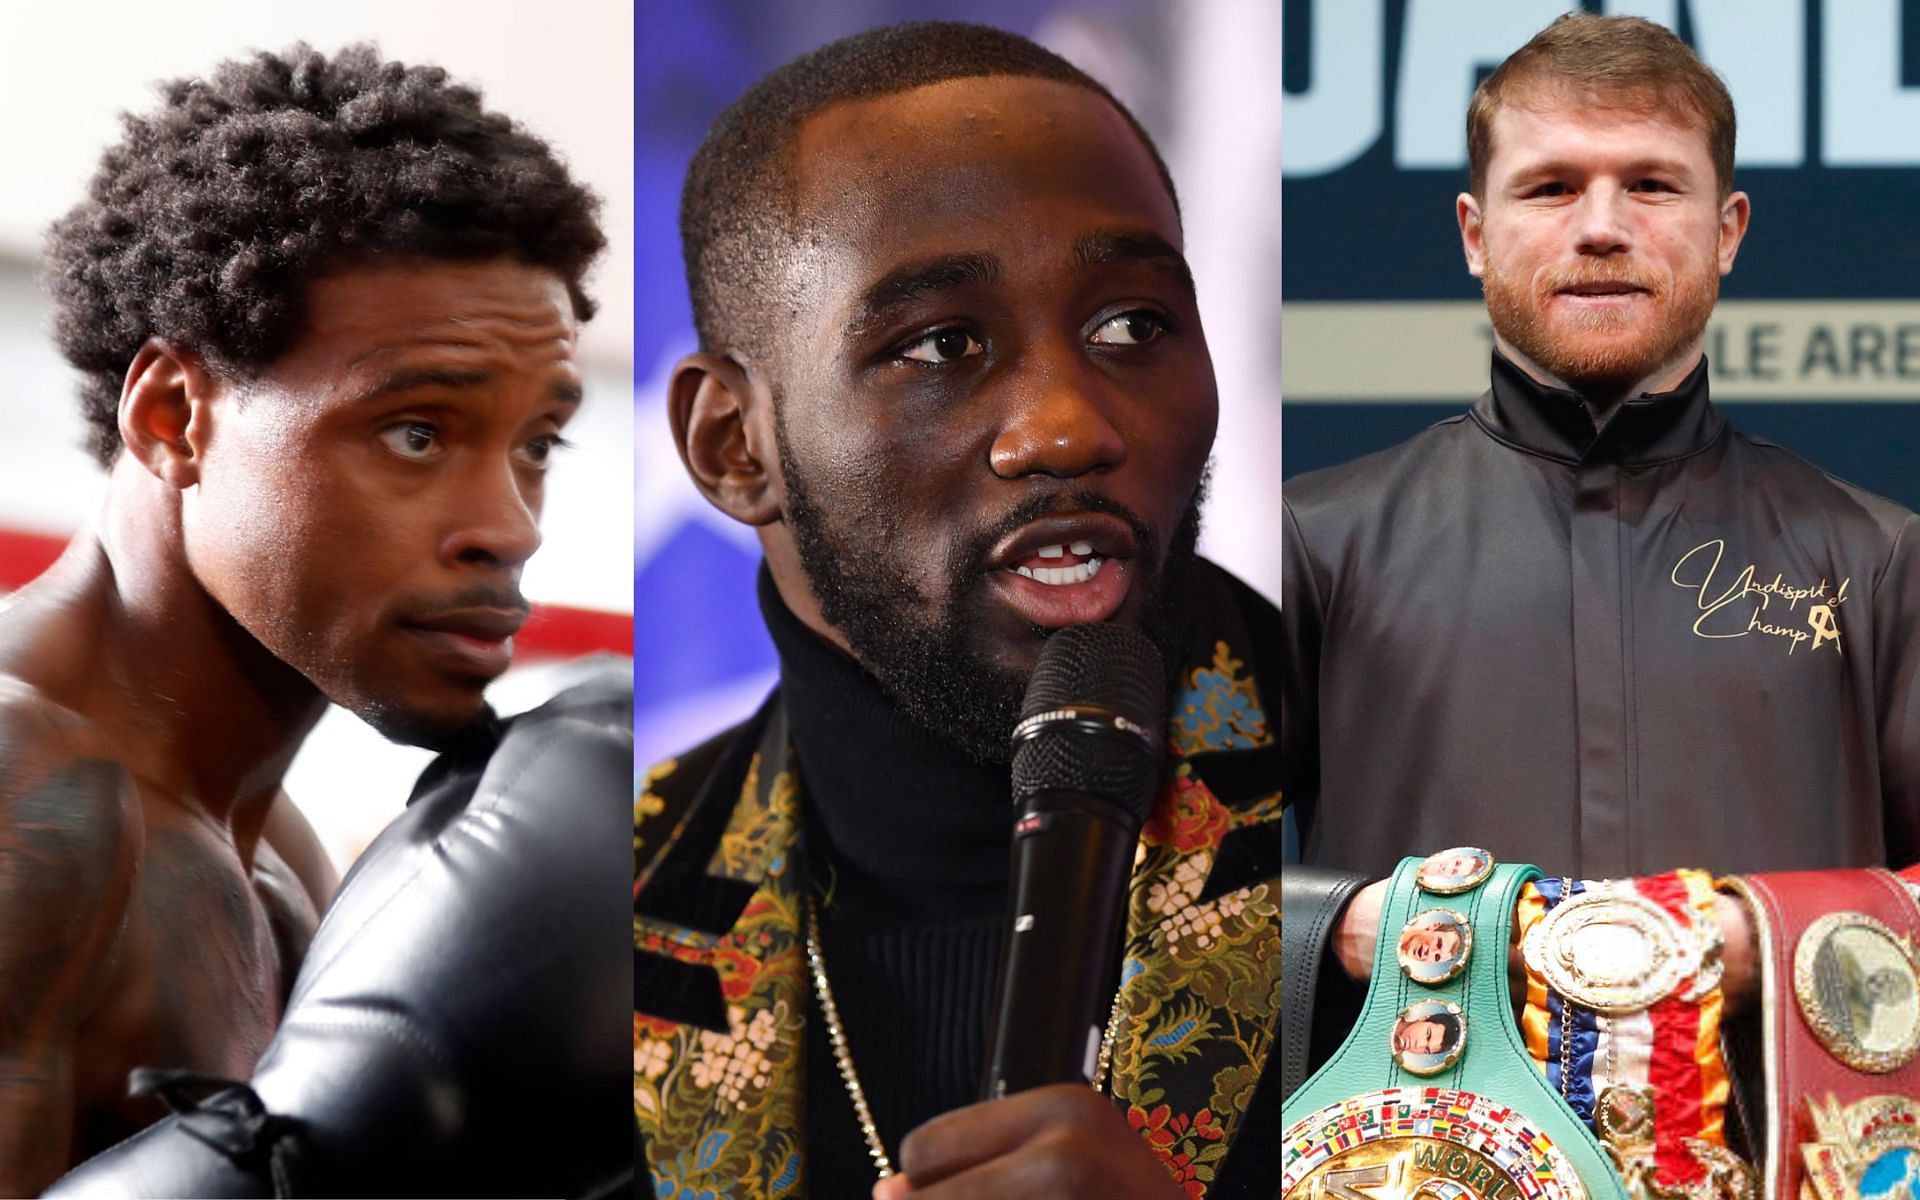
[[1281, 853, 1629, 1200]]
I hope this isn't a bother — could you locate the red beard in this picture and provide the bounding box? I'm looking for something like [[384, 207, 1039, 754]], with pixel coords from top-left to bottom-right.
[[1482, 253, 1718, 396]]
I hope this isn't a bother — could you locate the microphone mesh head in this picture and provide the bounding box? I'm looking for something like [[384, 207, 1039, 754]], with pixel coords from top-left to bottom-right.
[[1010, 624, 1166, 822]]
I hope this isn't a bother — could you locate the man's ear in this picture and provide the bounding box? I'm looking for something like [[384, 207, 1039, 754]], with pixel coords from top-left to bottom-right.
[[668, 351, 782, 526], [1457, 192, 1487, 278], [1717, 190, 1751, 276], [119, 340, 216, 489]]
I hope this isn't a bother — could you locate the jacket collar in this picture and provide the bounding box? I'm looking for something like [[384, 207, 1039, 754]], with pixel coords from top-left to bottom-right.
[[1472, 350, 1725, 466]]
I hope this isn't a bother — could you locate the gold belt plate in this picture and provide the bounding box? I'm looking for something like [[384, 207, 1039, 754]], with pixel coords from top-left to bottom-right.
[[1284, 1087, 1590, 1200], [1522, 889, 1703, 1015], [1792, 912, 1920, 1074]]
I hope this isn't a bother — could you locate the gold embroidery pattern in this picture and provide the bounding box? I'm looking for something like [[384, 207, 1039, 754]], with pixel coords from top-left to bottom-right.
[[635, 755, 809, 1199], [1170, 643, 1271, 755], [1111, 769, 1281, 1197]]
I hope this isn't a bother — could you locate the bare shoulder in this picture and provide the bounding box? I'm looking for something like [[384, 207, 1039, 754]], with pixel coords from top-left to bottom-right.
[[259, 792, 340, 911], [0, 675, 140, 859], [251, 794, 337, 993], [0, 674, 142, 1038]]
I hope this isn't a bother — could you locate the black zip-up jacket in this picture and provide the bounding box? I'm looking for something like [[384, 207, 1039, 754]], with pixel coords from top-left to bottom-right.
[[1282, 352, 1920, 879]]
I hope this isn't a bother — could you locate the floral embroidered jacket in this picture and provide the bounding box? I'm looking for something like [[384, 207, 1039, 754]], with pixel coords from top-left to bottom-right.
[[634, 562, 1287, 1198]]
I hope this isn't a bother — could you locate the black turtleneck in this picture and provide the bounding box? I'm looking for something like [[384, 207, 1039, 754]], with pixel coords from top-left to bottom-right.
[[1479, 349, 1723, 466], [757, 570, 1013, 1196]]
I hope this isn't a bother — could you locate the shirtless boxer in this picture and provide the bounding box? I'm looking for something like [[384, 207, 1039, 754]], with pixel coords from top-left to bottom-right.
[[0, 44, 602, 1192]]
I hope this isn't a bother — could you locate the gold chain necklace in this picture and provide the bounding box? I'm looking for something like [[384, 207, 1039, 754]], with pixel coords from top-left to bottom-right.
[[802, 894, 1127, 1183], [803, 897, 895, 1178]]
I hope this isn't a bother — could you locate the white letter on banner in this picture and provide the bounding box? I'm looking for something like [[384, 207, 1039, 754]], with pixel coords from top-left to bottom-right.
[[1396, 0, 1575, 169], [1825, 0, 1920, 164], [1605, 0, 1804, 166], [1283, 0, 1385, 176]]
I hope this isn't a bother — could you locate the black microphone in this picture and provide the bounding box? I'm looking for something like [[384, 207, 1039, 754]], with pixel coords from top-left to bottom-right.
[[980, 623, 1166, 1100]]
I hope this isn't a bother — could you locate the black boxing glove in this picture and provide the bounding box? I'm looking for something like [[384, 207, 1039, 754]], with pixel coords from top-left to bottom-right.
[[48, 668, 633, 1198]]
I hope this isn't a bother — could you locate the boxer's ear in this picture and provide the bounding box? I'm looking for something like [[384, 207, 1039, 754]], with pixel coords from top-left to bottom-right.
[[1717, 190, 1751, 275], [670, 351, 782, 526], [120, 340, 215, 489], [1457, 192, 1487, 278]]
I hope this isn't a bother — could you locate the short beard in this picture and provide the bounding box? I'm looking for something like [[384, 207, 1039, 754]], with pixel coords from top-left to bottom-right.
[[777, 420, 1204, 765], [1482, 253, 1717, 398], [357, 697, 500, 757]]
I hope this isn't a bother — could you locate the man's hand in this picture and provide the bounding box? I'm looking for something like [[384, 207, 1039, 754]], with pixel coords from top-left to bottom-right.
[[1712, 892, 1758, 1015], [1333, 878, 1388, 981], [870, 1084, 1184, 1200]]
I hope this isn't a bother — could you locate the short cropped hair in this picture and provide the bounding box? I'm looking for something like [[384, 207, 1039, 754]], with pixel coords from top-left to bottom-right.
[[1399, 1011, 1463, 1052], [680, 20, 1178, 362], [1467, 13, 1736, 199], [45, 43, 605, 467]]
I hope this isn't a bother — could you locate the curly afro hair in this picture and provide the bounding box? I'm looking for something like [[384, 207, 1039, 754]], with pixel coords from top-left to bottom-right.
[[44, 43, 606, 468], [681, 20, 1177, 364]]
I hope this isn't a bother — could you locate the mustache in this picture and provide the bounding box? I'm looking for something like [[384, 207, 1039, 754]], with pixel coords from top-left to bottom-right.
[[1539, 263, 1659, 294], [401, 583, 530, 620], [953, 489, 1159, 578]]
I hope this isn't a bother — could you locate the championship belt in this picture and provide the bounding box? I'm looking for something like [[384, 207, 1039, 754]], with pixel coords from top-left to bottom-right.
[[1721, 869, 1920, 1200], [1283, 849, 1630, 1200], [1516, 872, 1752, 1200]]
